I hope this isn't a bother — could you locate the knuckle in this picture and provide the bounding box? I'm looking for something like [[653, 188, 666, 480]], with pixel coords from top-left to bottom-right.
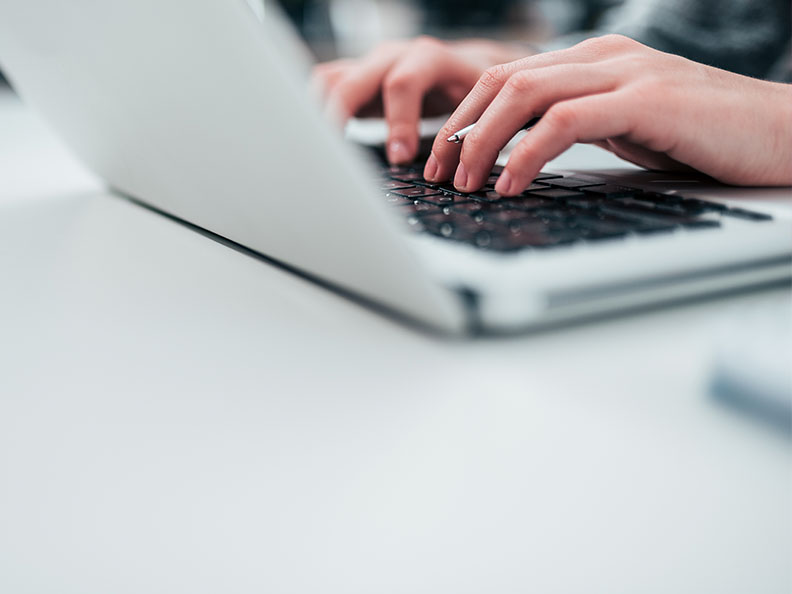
[[430, 136, 453, 160], [312, 63, 330, 76], [636, 74, 664, 95], [328, 82, 357, 113], [578, 33, 635, 55], [437, 121, 458, 140], [312, 63, 337, 83], [382, 72, 411, 95], [602, 33, 634, 47], [503, 70, 535, 95], [610, 54, 646, 74], [375, 40, 400, 53], [413, 35, 443, 51], [546, 103, 578, 131], [460, 131, 483, 155], [478, 65, 509, 90], [388, 121, 415, 137], [331, 77, 354, 99], [512, 141, 539, 163]]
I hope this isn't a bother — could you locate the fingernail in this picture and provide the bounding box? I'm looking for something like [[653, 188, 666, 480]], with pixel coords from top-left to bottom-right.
[[454, 162, 469, 190], [387, 140, 410, 164], [424, 153, 439, 180], [495, 169, 514, 195]]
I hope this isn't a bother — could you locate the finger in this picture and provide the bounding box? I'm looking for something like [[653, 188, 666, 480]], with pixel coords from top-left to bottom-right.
[[312, 59, 355, 100], [325, 44, 403, 122], [496, 91, 635, 195], [428, 37, 632, 181], [452, 63, 618, 191], [383, 42, 480, 164]]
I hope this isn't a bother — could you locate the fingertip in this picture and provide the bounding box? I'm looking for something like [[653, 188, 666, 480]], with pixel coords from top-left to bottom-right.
[[427, 136, 459, 182], [494, 169, 517, 195], [387, 139, 413, 164], [424, 153, 439, 180], [453, 162, 469, 191]]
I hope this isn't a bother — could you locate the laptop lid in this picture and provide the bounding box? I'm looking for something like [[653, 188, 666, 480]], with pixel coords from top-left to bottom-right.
[[0, 0, 469, 333]]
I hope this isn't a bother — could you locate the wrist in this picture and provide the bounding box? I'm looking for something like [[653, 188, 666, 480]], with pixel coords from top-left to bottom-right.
[[767, 83, 792, 185]]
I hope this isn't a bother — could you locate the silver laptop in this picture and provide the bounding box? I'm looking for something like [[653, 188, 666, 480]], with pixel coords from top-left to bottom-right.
[[1, 0, 790, 334]]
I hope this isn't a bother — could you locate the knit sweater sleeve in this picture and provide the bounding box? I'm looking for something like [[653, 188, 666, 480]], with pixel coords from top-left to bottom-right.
[[540, 0, 791, 81]]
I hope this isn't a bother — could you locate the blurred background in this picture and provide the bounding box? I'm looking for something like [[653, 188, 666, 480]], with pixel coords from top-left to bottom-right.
[[0, 0, 616, 90], [0, 0, 554, 88], [274, 0, 616, 59]]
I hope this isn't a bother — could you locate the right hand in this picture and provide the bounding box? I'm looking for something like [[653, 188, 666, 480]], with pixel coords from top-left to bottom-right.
[[313, 36, 530, 164]]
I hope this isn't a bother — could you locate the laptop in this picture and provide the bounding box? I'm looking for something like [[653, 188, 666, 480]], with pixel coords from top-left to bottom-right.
[[1, 0, 790, 334]]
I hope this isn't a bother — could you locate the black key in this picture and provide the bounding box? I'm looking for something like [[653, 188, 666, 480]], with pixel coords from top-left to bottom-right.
[[582, 230, 631, 242], [722, 207, 773, 221], [652, 202, 704, 216], [572, 212, 646, 232], [582, 209, 680, 234], [390, 171, 426, 183], [420, 211, 484, 227], [633, 224, 678, 235], [415, 194, 475, 206], [381, 180, 414, 191], [473, 229, 495, 248], [511, 228, 581, 248], [384, 164, 418, 177], [597, 202, 689, 225], [449, 201, 493, 214], [535, 206, 587, 221], [581, 185, 637, 198], [616, 197, 692, 216], [631, 192, 685, 205], [484, 175, 501, 187], [629, 193, 725, 215], [526, 188, 587, 200], [446, 207, 489, 225], [404, 215, 427, 232], [468, 190, 508, 203], [682, 219, 722, 230], [533, 172, 562, 181], [384, 193, 415, 205], [567, 217, 632, 241], [484, 208, 541, 224], [400, 201, 444, 216], [681, 197, 728, 212], [420, 181, 466, 196], [498, 197, 555, 211], [391, 186, 444, 199], [546, 177, 606, 189], [513, 183, 554, 193], [565, 196, 609, 209], [422, 218, 489, 243], [606, 205, 718, 232], [617, 195, 720, 218]]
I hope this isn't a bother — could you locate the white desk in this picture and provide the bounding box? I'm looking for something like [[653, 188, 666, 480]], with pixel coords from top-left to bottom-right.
[[1, 89, 790, 594]]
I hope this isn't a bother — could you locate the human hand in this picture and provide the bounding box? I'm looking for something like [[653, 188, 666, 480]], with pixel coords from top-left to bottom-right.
[[425, 35, 792, 194], [313, 37, 530, 164]]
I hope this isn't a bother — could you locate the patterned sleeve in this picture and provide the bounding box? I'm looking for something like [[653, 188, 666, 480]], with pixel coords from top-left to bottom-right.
[[540, 0, 792, 81]]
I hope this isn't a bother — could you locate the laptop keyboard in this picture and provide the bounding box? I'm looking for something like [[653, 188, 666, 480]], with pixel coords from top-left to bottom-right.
[[380, 164, 773, 252]]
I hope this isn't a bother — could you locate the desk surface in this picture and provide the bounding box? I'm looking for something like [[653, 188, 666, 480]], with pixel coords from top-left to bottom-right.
[[1, 89, 790, 594]]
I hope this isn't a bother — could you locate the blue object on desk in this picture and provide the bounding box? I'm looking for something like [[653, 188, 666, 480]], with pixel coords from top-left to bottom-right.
[[710, 295, 792, 435]]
